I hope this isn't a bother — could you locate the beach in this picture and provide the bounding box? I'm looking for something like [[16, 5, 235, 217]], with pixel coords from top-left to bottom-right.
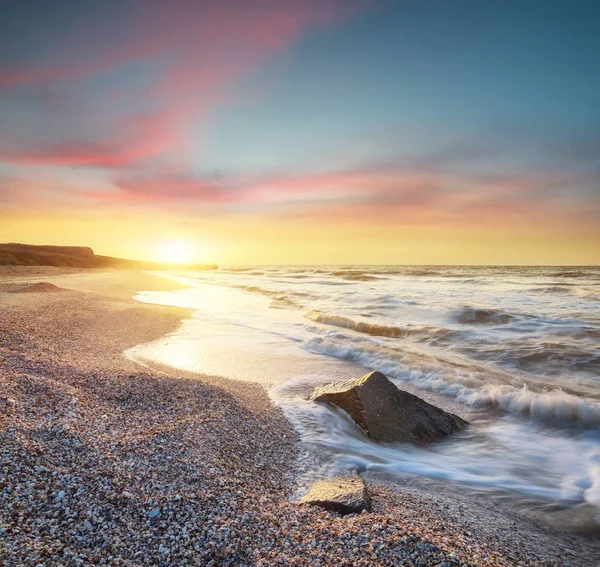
[[1, 268, 599, 566]]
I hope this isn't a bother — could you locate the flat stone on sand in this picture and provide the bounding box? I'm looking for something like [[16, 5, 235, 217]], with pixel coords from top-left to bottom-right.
[[299, 473, 371, 514]]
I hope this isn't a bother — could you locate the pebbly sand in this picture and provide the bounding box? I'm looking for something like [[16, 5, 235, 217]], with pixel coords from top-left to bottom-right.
[[1, 268, 599, 566]]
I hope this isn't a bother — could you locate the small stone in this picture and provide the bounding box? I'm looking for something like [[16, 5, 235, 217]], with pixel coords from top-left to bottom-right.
[[299, 473, 371, 514], [148, 508, 160, 518], [57, 490, 66, 500]]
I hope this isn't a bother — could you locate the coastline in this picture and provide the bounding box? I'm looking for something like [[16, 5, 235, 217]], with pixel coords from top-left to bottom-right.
[[1, 268, 598, 566]]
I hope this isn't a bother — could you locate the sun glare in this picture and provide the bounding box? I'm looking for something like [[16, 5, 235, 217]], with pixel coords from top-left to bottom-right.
[[158, 240, 194, 264]]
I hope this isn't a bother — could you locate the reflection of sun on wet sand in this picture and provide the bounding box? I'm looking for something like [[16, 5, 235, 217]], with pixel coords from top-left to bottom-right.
[[1, 267, 599, 566]]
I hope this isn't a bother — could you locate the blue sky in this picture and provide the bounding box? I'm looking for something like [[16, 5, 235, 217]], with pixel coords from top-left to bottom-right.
[[199, 0, 599, 172], [0, 0, 598, 263]]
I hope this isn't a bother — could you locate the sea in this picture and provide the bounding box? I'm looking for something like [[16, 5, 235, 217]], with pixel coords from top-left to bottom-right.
[[125, 265, 600, 532]]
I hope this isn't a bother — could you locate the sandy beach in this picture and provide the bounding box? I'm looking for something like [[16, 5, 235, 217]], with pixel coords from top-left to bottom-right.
[[1, 268, 599, 567]]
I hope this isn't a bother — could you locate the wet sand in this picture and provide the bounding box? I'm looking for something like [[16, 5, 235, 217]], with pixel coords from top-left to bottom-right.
[[1, 268, 598, 566]]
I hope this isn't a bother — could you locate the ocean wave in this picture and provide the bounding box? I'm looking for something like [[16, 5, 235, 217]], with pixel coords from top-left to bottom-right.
[[324, 270, 385, 281], [305, 310, 458, 342], [304, 337, 600, 427], [342, 274, 382, 281], [528, 285, 598, 300], [306, 310, 412, 338], [548, 270, 591, 278], [456, 307, 513, 325], [354, 268, 442, 276], [329, 269, 366, 276], [453, 333, 600, 376], [515, 347, 600, 370], [574, 329, 600, 339], [408, 269, 442, 276], [366, 295, 404, 306], [313, 280, 352, 286], [572, 288, 600, 300], [231, 284, 309, 307], [487, 341, 600, 375], [461, 385, 600, 425], [530, 285, 574, 294]]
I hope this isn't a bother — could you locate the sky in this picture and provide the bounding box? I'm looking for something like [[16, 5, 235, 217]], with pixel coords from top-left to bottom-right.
[[0, 0, 599, 265]]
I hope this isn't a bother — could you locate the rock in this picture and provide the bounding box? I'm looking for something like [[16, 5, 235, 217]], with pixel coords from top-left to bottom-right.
[[457, 307, 512, 325], [309, 371, 468, 444], [299, 473, 371, 514], [57, 490, 66, 500]]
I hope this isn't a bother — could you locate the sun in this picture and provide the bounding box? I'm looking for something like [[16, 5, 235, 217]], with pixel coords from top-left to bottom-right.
[[158, 240, 194, 264]]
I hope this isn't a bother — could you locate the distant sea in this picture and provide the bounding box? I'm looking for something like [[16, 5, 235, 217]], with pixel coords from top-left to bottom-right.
[[127, 265, 600, 531]]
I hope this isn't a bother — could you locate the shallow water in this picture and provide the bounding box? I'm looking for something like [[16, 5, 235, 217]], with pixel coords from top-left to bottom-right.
[[126, 265, 600, 530]]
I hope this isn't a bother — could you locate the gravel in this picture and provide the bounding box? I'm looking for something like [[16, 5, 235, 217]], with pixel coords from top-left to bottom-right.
[[1, 269, 599, 566]]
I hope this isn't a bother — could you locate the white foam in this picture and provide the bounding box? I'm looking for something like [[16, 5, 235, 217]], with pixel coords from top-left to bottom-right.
[[137, 267, 600, 522], [304, 336, 600, 426], [271, 376, 600, 514]]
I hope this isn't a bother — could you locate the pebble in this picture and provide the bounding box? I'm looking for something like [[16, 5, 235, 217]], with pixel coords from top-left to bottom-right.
[[1, 270, 597, 567]]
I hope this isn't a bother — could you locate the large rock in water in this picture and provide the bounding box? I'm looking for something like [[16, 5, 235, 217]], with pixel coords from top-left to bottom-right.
[[299, 473, 371, 514], [309, 371, 468, 444]]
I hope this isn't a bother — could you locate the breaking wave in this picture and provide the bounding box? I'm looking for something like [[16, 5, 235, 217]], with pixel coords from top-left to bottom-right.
[[407, 269, 442, 277], [342, 274, 383, 281], [305, 310, 457, 341], [231, 284, 315, 307], [304, 336, 600, 427], [324, 270, 385, 281], [530, 285, 574, 294], [529, 286, 598, 300], [141, 265, 600, 526]]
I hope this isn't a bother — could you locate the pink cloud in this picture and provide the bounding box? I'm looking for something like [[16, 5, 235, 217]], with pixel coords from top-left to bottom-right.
[[0, 112, 180, 168], [106, 169, 238, 203], [0, 1, 357, 168], [75, 162, 598, 230], [4, 158, 598, 231], [87, 164, 440, 207]]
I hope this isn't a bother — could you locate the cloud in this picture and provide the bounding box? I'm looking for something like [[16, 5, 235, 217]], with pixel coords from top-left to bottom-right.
[[0, 0, 358, 168], [60, 159, 593, 230], [104, 169, 237, 203], [0, 112, 179, 168], [90, 164, 440, 206], [4, 153, 598, 231]]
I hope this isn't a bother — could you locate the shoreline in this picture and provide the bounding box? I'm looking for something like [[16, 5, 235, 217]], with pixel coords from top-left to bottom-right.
[[1, 267, 599, 566]]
